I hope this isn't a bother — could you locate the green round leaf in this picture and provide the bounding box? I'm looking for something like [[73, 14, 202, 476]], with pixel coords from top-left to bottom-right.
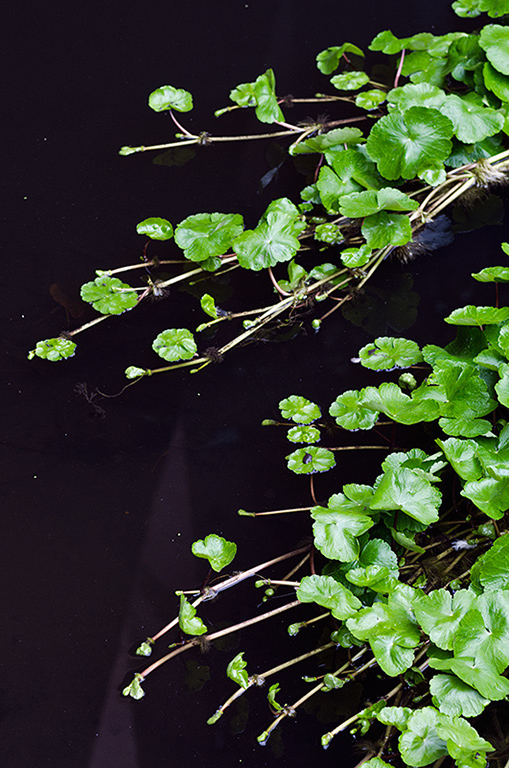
[[430, 674, 490, 718], [358, 337, 423, 370], [233, 211, 302, 271], [340, 245, 372, 268], [148, 85, 193, 112], [191, 534, 237, 572], [175, 213, 244, 261], [398, 708, 447, 767], [483, 61, 509, 102], [355, 89, 386, 110], [362, 211, 413, 249], [314, 223, 344, 245], [152, 328, 197, 361], [330, 71, 369, 91], [472, 266, 509, 282], [286, 425, 320, 443], [365, 107, 454, 180], [444, 305, 509, 325], [387, 83, 447, 112], [297, 575, 361, 620], [136, 217, 174, 241], [28, 337, 77, 362], [286, 446, 335, 474], [279, 395, 321, 424], [330, 390, 379, 430], [480, 24, 509, 76], [441, 94, 504, 144], [316, 43, 364, 75], [80, 276, 138, 315]]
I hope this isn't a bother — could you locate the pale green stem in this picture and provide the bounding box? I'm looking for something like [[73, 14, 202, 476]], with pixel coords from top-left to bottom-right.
[[261, 647, 370, 741], [139, 599, 301, 679], [329, 445, 389, 452]]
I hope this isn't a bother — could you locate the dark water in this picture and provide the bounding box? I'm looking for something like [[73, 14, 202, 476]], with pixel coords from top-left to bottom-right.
[[3, 2, 507, 767]]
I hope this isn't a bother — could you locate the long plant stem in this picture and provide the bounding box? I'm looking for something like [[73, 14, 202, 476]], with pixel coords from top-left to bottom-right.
[[139, 600, 301, 680]]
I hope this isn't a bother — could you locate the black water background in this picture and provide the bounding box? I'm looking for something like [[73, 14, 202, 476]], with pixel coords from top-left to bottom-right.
[[2, 2, 507, 767]]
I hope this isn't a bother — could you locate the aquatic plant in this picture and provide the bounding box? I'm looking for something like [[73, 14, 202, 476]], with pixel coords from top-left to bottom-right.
[[29, 0, 509, 382], [122, 242, 509, 767]]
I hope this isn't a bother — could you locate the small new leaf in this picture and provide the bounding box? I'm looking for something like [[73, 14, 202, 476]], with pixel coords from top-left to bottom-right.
[[178, 594, 207, 636], [226, 652, 250, 689], [122, 673, 145, 700], [148, 85, 193, 112], [28, 338, 76, 362], [136, 217, 174, 241], [191, 534, 237, 572]]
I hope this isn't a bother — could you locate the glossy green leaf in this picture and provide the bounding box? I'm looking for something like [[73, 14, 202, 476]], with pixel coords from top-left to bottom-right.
[[370, 627, 420, 676], [436, 438, 483, 482], [398, 708, 447, 767], [355, 89, 386, 110], [267, 683, 284, 711], [230, 69, 284, 123], [329, 390, 379, 430], [297, 574, 361, 619], [125, 366, 147, 379], [289, 127, 364, 156], [370, 466, 441, 524], [476, 534, 509, 590], [483, 61, 509, 101], [286, 446, 335, 474], [346, 539, 399, 591], [200, 293, 217, 319], [28, 337, 77, 362], [122, 673, 145, 700], [321, 673, 345, 691], [330, 71, 369, 91], [313, 223, 344, 245], [174, 213, 243, 262], [363, 211, 413, 249], [279, 395, 320, 424], [365, 107, 454, 180], [445, 305, 509, 325], [358, 337, 423, 371], [436, 714, 494, 767], [413, 588, 475, 650], [472, 265, 509, 282], [316, 166, 360, 213], [461, 475, 509, 518], [479, 24, 509, 76], [361, 382, 440, 425], [136, 217, 174, 240], [311, 488, 375, 561], [286, 425, 320, 444], [441, 94, 504, 143], [454, 591, 509, 673], [369, 30, 436, 55], [178, 594, 207, 636], [226, 652, 249, 689], [148, 85, 193, 113], [362, 760, 393, 768], [316, 43, 364, 74], [340, 245, 372, 268], [191, 534, 237, 572], [387, 83, 447, 112], [233, 210, 303, 271], [428, 654, 509, 700], [430, 674, 489, 717], [81, 276, 138, 315], [453, 0, 509, 17], [339, 188, 418, 218], [377, 706, 413, 731], [152, 328, 197, 362]]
